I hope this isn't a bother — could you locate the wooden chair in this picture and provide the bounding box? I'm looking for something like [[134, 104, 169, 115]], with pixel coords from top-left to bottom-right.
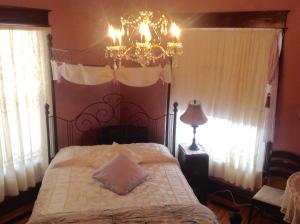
[[248, 143, 300, 223]]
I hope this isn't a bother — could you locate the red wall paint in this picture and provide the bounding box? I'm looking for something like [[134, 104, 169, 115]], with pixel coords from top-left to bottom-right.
[[120, 82, 168, 144], [54, 79, 167, 147], [55, 80, 119, 119], [1, 0, 299, 154], [55, 79, 120, 148]]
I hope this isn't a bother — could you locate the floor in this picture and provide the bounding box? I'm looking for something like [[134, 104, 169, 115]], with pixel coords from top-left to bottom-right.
[[208, 202, 281, 224], [0, 203, 33, 224], [0, 200, 281, 224]]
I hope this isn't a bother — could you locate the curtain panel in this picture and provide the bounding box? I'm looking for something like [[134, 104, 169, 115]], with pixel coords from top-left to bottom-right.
[[0, 27, 52, 202], [172, 28, 281, 190]]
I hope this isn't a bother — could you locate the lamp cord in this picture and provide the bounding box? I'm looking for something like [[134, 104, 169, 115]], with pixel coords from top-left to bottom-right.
[[210, 189, 251, 208]]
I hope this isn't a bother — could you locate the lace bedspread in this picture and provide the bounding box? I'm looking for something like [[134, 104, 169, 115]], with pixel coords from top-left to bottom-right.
[[281, 171, 300, 224], [27, 143, 218, 224]]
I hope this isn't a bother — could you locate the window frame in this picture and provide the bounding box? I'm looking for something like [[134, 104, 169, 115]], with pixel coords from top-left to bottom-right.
[[173, 11, 288, 29], [0, 5, 50, 27]]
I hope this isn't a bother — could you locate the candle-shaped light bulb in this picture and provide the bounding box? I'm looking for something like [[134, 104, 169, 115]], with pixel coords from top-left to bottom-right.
[[108, 25, 116, 45], [170, 22, 181, 41], [139, 22, 152, 42], [116, 29, 123, 46], [145, 29, 152, 42], [121, 26, 125, 36]]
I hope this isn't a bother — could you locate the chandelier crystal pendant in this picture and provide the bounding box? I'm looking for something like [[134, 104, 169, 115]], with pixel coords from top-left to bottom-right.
[[105, 11, 183, 67]]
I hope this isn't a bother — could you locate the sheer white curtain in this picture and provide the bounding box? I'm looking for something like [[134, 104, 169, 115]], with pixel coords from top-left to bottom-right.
[[172, 28, 281, 190], [0, 27, 52, 202]]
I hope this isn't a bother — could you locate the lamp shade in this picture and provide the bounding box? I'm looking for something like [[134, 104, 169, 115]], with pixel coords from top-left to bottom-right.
[[180, 100, 207, 126]]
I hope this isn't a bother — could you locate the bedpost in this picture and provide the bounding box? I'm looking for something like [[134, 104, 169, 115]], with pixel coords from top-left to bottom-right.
[[165, 83, 171, 146], [165, 58, 172, 147], [45, 103, 51, 163], [47, 34, 59, 157], [172, 102, 178, 156]]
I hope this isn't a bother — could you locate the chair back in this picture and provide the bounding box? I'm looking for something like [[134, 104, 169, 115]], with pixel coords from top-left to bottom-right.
[[263, 146, 300, 185]]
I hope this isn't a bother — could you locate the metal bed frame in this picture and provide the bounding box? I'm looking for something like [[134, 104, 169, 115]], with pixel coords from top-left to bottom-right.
[[45, 93, 178, 162]]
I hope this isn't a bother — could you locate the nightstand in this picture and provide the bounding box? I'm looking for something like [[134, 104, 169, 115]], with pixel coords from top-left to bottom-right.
[[178, 143, 209, 205]]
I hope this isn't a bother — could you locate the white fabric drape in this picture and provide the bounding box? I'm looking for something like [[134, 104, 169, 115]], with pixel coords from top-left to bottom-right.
[[0, 27, 52, 202], [172, 28, 281, 190], [263, 33, 282, 142], [51, 61, 171, 86]]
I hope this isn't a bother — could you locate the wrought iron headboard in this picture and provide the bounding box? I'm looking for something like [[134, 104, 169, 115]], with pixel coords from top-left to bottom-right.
[[45, 93, 178, 162]]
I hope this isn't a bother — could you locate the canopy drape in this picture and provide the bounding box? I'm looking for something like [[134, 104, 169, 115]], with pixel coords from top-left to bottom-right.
[[51, 61, 171, 86]]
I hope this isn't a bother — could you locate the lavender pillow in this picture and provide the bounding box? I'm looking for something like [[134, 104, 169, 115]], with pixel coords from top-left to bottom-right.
[[92, 154, 148, 195]]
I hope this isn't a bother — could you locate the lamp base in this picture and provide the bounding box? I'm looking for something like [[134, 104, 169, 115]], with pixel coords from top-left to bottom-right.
[[189, 142, 199, 151]]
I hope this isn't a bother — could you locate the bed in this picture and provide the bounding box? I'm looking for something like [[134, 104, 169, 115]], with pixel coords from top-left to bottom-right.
[[27, 143, 218, 223], [28, 94, 219, 223]]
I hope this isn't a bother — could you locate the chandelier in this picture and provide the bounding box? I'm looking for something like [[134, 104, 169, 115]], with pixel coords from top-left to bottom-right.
[[105, 11, 183, 67]]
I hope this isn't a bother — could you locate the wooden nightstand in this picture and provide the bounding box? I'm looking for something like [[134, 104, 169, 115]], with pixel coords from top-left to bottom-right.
[[178, 143, 209, 205]]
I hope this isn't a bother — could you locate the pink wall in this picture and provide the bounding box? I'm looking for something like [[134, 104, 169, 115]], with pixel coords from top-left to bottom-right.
[[55, 79, 120, 147], [1, 0, 300, 154], [55, 80, 119, 119], [120, 82, 168, 144], [55, 79, 167, 147]]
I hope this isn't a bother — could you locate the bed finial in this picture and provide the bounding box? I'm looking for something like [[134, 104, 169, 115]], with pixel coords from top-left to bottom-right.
[[45, 103, 49, 114], [173, 102, 178, 112]]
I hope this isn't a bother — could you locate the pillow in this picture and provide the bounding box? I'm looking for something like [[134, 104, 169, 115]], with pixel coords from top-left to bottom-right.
[[52, 143, 143, 169], [125, 143, 178, 165], [92, 154, 148, 195], [112, 142, 143, 164]]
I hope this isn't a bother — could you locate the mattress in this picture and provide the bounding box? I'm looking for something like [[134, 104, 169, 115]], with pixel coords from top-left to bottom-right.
[[27, 143, 219, 223]]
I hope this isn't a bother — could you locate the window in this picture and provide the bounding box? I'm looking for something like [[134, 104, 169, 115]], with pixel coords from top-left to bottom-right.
[[172, 28, 282, 190], [0, 27, 51, 202]]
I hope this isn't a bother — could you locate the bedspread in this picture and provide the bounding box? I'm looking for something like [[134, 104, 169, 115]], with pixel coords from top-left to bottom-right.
[[27, 143, 218, 224]]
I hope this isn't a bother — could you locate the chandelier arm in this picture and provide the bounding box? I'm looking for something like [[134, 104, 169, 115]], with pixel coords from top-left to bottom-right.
[[126, 47, 165, 62], [153, 45, 170, 56], [128, 27, 138, 42], [151, 17, 167, 27], [105, 42, 182, 63], [152, 28, 162, 44], [121, 46, 135, 58]]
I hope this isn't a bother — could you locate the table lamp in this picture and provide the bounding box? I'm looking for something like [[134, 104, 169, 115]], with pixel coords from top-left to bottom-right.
[[180, 100, 207, 150]]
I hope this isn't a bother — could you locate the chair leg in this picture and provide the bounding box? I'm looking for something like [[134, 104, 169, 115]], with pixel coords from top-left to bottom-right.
[[248, 201, 255, 224]]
